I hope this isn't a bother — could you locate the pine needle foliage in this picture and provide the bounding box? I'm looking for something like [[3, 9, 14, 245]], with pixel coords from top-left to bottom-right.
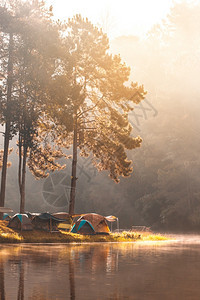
[[58, 15, 146, 183]]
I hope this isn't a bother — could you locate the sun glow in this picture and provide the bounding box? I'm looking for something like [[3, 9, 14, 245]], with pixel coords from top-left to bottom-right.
[[47, 0, 174, 38]]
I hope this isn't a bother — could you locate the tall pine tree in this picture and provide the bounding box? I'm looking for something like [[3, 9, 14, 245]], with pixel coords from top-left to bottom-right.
[[57, 15, 146, 215]]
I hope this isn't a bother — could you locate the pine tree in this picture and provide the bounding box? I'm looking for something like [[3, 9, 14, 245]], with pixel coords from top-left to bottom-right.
[[57, 15, 146, 215], [0, 0, 71, 213], [0, 3, 16, 213]]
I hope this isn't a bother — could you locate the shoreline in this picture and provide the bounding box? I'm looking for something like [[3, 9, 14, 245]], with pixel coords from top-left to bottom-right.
[[0, 219, 169, 243], [0, 230, 169, 244]]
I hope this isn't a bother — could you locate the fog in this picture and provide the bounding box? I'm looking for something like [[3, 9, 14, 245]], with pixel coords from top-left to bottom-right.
[[1, 1, 200, 231]]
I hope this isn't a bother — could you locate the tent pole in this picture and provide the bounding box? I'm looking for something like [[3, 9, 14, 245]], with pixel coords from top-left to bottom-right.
[[117, 218, 119, 232]]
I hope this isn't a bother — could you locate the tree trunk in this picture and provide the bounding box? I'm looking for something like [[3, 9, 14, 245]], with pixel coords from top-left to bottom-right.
[[18, 132, 22, 196], [0, 123, 11, 208], [69, 112, 78, 216], [19, 146, 27, 214], [0, 32, 13, 219]]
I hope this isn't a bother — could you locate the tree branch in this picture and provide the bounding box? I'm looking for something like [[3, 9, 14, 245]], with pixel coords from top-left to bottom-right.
[[77, 96, 104, 119], [79, 127, 97, 130], [0, 53, 9, 60], [0, 73, 6, 79], [78, 119, 95, 125]]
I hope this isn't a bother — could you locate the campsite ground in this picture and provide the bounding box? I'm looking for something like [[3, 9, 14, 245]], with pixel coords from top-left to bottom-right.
[[0, 221, 168, 243]]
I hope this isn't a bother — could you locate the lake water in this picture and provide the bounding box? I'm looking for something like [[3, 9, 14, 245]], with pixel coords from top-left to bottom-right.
[[1, 235, 200, 299]]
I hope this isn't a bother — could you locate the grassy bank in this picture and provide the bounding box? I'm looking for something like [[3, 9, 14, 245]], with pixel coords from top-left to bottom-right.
[[0, 221, 23, 243], [0, 221, 168, 243]]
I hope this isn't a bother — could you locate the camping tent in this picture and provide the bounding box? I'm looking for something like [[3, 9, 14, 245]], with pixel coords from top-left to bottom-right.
[[3, 213, 11, 221], [52, 212, 71, 220], [71, 213, 110, 235], [52, 212, 72, 231], [25, 212, 40, 220], [8, 214, 33, 231], [71, 219, 95, 235], [32, 213, 65, 231]]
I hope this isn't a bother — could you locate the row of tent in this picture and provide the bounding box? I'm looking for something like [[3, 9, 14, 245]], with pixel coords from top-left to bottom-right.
[[6, 212, 72, 232], [5, 212, 118, 234]]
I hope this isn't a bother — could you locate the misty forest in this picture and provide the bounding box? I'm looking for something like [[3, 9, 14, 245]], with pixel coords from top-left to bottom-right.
[[0, 0, 199, 232]]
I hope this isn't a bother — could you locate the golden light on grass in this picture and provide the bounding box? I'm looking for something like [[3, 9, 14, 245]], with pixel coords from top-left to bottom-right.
[[0, 221, 23, 243], [0, 221, 169, 243]]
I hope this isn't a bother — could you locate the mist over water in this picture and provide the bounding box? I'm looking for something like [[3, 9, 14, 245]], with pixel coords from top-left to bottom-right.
[[1, 237, 200, 299]]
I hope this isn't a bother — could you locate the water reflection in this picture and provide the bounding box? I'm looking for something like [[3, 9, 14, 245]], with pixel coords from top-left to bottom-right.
[[69, 251, 75, 300], [17, 260, 23, 300], [0, 238, 200, 299], [0, 261, 5, 300], [0, 244, 121, 299]]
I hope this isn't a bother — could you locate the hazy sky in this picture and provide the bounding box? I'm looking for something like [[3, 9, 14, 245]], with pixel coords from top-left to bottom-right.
[[47, 0, 175, 39]]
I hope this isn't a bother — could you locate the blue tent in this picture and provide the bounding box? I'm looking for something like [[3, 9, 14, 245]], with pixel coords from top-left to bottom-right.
[[3, 213, 10, 220], [71, 220, 95, 235], [8, 214, 33, 231]]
